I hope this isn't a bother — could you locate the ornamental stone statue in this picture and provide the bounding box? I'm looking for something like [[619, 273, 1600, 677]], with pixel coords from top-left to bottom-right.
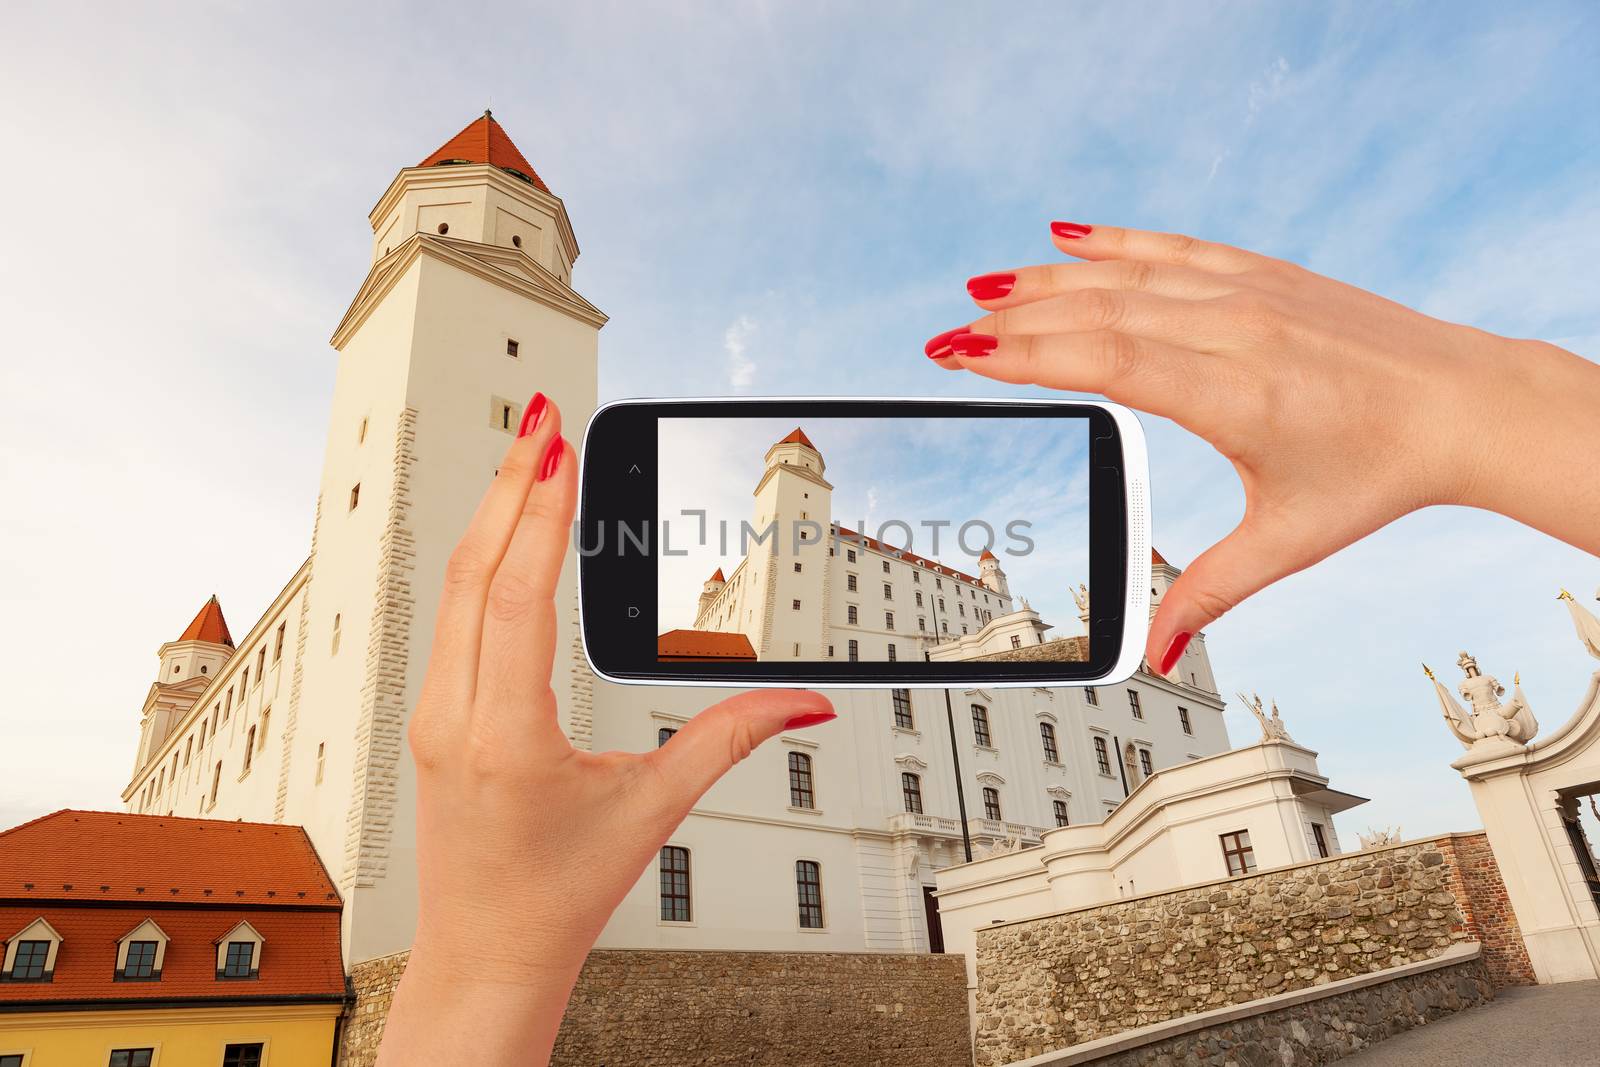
[[1237, 692, 1294, 743], [1424, 651, 1539, 750]]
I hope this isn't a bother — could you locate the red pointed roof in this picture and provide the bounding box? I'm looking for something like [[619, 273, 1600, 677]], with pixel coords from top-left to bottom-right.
[[978, 549, 997, 562], [775, 427, 817, 450], [708, 568, 726, 583], [178, 595, 233, 648], [1152, 547, 1169, 566], [419, 111, 550, 193]]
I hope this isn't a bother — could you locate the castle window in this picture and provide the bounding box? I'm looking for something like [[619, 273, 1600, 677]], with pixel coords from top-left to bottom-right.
[[511, 234, 523, 249], [349, 483, 361, 511], [938, 598, 945, 611], [122, 940, 158, 980], [243, 727, 256, 773], [1179, 706, 1193, 734], [847, 574, 857, 592], [1040, 722, 1059, 763], [918, 616, 926, 631], [847, 549, 856, 563], [507, 338, 520, 357], [827, 645, 834, 657], [1010, 635, 1021, 649], [255, 646, 266, 678], [847, 606, 858, 624], [436, 222, 449, 235], [331, 614, 342, 655], [659, 846, 692, 922], [223, 1045, 265, 1067], [358, 416, 368, 444], [211, 761, 223, 804], [274, 622, 286, 663], [892, 689, 913, 729], [788, 752, 814, 809], [184, 735, 192, 766], [222, 941, 256, 978], [1312, 823, 1330, 858], [172, 664, 180, 676], [982, 787, 1002, 821], [1139, 748, 1153, 778], [316, 742, 326, 784], [848, 640, 858, 661], [887, 643, 897, 661], [935, 578, 942, 589], [200, 664, 207, 674], [915, 591, 923, 607], [792, 599, 801, 611], [109, 1051, 154, 1067], [795, 860, 824, 929], [885, 612, 894, 630], [901, 772, 922, 813], [225, 687, 234, 718], [794, 562, 802, 573], [882, 560, 890, 574], [971, 705, 991, 747], [912, 571, 920, 584], [1220, 830, 1256, 876], [1094, 736, 1112, 775], [9, 940, 51, 980], [1085, 686, 1098, 706], [1127, 689, 1143, 719], [657, 727, 677, 747]]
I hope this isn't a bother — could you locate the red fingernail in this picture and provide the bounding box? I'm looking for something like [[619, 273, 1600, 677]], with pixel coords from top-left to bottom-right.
[[783, 710, 837, 731], [1158, 631, 1191, 674], [948, 332, 998, 357], [1051, 221, 1093, 239], [517, 392, 548, 438], [966, 272, 1016, 301], [924, 326, 967, 360], [537, 437, 565, 481]]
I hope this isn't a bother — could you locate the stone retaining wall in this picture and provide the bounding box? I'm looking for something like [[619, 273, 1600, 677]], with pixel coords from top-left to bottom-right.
[[1023, 946, 1494, 1066], [339, 947, 970, 1067], [973, 837, 1479, 1065]]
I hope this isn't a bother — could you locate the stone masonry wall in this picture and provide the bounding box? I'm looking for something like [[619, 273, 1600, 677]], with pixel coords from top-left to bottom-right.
[[1080, 954, 1494, 1067], [1434, 832, 1536, 986], [339, 947, 970, 1067], [973, 838, 1475, 1066]]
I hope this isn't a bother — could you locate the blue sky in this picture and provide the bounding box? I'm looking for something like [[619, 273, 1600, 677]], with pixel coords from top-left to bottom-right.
[[656, 416, 1091, 631], [1, 1, 1598, 841]]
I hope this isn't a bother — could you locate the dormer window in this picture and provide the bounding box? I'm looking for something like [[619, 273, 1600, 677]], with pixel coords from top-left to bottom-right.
[[115, 919, 169, 981], [215, 920, 264, 980], [1, 917, 63, 982]]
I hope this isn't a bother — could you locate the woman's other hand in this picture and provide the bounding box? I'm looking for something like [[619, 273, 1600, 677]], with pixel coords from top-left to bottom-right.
[[929, 223, 1600, 673], [377, 393, 834, 1067]]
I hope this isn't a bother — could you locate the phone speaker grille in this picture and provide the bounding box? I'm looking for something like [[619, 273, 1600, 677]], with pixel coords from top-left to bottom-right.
[[1128, 479, 1150, 613]]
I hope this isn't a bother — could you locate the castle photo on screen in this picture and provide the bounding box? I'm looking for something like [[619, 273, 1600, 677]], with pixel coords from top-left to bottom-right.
[[656, 417, 1092, 664]]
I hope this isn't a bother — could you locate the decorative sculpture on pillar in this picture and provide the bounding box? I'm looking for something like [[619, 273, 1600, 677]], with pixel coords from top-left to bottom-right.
[[1237, 692, 1295, 743], [1424, 651, 1539, 750], [1358, 826, 1403, 850], [1071, 583, 1090, 618], [1559, 589, 1600, 660]]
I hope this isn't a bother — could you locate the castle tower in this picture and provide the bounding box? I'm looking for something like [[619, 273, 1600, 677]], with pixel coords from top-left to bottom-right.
[[696, 568, 727, 623], [284, 112, 605, 964], [1147, 548, 1218, 691], [746, 428, 832, 659], [134, 597, 236, 779], [978, 549, 1009, 598]]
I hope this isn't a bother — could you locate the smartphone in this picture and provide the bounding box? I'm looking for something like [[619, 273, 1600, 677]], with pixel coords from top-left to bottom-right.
[[577, 397, 1149, 688]]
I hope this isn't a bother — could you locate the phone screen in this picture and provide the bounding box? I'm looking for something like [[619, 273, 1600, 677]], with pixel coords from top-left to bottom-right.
[[655, 416, 1091, 666]]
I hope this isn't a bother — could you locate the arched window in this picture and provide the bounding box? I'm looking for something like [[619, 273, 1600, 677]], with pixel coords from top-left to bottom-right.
[[1053, 799, 1070, 827], [901, 772, 923, 814], [971, 705, 991, 747], [659, 846, 691, 922], [1039, 722, 1059, 763], [795, 860, 824, 929], [982, 786, 1002, 821], [788, 752, 815, 809]]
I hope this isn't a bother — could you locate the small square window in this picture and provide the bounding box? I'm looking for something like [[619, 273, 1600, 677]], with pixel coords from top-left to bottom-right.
[[222, 941, 255, 978], [223, 1043, 265, 1067], [506, 338, 520, 358], [109, 1051, 154, 1067], [123, 940, 158, 979]]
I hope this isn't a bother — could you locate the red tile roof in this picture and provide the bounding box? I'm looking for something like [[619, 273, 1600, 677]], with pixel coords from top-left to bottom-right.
[[0, 904, 345, 1004], [1152, 546, 1169, 566], [774, 427, 817, 450], [708, 568, 726, 583], [177, 595, 233, 648], [978, 549, 997, 562], [657, 629, 757, 661], [0, 811, 339, 907], [834, 526, 984, 586], [419, 111, 550, 193]]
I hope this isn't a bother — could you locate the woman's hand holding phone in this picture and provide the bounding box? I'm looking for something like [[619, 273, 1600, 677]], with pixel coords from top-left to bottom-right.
[[930, 223, 1600, 671]]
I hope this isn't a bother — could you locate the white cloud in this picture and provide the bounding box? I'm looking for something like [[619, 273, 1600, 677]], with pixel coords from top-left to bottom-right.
[[724, 315, 758, 390]]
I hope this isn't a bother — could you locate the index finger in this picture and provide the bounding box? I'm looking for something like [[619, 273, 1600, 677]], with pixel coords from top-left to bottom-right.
[[1049, 221, 1265, 275]]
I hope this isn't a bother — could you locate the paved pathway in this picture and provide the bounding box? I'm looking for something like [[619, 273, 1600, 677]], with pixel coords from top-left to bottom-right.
[[1343, 980, 1600, 1066]]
